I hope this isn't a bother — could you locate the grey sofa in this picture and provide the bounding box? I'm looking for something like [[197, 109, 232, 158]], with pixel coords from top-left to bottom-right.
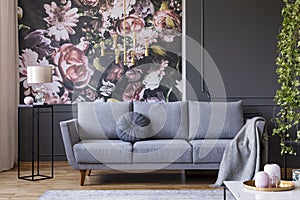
[[60, 100, 265, 185]]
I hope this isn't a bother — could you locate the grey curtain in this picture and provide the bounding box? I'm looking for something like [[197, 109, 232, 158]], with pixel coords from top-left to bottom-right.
[[0, 0, 18, 172]]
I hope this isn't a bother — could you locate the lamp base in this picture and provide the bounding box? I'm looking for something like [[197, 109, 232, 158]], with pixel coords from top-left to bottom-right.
[[35, 85, 45, 104]]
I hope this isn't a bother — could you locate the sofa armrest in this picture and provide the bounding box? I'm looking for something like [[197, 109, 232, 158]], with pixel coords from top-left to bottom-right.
[[60, 119, 80, 169]]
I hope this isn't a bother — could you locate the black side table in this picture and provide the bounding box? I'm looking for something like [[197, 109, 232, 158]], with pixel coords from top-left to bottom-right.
[[18, 104, 54, 181]]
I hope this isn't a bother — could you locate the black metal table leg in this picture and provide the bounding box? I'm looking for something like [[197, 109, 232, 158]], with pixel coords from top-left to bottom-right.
[[18, 107, 20, 179], [18, 104, 54, 181], [31, 106, 35, 180], [51, 105, 54, 177], [284, 152, 287, 180]]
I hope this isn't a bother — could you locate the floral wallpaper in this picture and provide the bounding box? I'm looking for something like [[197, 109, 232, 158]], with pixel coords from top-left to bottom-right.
[[18, 0, 184, 104]]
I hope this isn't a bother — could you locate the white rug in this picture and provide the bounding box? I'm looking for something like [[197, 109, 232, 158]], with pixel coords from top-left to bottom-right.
[[39, 189, 235, 200]]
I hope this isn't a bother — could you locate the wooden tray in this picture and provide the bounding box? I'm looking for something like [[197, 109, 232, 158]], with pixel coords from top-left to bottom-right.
[[243, 180, 295, 191]]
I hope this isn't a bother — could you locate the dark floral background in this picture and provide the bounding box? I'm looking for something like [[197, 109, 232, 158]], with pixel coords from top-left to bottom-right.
[[18, 0, 183, 104]]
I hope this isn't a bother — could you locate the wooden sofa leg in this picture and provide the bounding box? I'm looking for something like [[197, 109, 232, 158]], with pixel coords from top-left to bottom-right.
[[80, 170, 87, 186], [88, 170, 92, 176]]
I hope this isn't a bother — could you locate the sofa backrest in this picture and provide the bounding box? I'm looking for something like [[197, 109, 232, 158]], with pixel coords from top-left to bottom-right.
[[77, 100, 244, 141], [188, 101, 244, 140], [77, 101, 132, 140], [133, 101, 189, 140]]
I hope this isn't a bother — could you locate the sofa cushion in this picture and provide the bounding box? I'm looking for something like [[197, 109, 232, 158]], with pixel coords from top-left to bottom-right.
[[190, 139, 231, 163], [133, 101, 188, 139], [133, 139, 192, 163], [188, 101, 244, 139], [77, 101, 132, 140], [116, 112, 150, 142], [73, 140, 132, 164]]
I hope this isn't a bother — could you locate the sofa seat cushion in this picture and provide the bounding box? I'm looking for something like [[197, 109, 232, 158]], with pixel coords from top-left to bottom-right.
[[188, 101, 244, 139], [190, 139, 231, 163], [133, 101, 188, 139], [133, 139, 192, 163], [73, 140, 132, 164]]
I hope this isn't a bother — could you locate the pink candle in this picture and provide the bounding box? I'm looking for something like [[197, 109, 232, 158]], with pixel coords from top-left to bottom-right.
[[255, 171, 269, 188]]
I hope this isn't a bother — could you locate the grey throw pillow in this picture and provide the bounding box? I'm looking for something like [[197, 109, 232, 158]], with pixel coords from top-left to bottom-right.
[[116, 112, 150, 142]]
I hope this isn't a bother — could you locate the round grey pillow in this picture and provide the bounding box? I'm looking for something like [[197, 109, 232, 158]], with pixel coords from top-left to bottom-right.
[[116, 112, 150, 142]]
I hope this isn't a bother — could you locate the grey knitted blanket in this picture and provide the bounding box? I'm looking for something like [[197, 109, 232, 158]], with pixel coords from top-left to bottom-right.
[[212, 117, 267, 187]]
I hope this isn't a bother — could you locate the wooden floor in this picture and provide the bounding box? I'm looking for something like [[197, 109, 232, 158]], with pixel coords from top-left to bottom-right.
[[0, 162, 220, 200]]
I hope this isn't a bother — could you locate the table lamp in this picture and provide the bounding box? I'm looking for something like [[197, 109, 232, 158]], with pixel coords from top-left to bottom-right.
[[27, 66, 53, 104]]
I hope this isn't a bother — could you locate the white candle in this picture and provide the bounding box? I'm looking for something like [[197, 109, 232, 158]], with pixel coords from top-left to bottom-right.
[[115, 48, 120, 64], [113, 34, 117, 49], [264, 163, 281, 187], [100, 41, 105, 56], [131, 51, 135, 65], [145, 41, 149, 56]]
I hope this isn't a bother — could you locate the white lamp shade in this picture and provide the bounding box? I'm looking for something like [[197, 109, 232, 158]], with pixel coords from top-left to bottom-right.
[[27, 66, 53, 84]]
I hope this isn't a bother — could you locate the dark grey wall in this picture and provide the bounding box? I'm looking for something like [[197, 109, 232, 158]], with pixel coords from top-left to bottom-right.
[[203, 0, 280, 98], [186, 0, 300, 167], [19, 0, 300, 167], [186, 0, 281, 99], [202, 0, 286, 166]]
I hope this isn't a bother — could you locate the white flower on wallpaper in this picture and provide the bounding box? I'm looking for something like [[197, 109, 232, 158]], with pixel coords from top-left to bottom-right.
[[110, 0, 136, 19], [99, 80, 116, 97], [136, 28, 158, 45], [143, 60, 168, 90], [44, 1, 79, 41]]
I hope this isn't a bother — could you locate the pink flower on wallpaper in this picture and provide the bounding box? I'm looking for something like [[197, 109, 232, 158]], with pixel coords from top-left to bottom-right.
[[122, 81, 144, 101], [153, 9, 181, 42], [106, 64, 124, 82], [80, 0, 100, 7], [19, 49, 61, 96], [115, 15, 145, 35], [44, 1, 79, 41], [53, 43, 94, 90], [46, 90, 71, 104], [125, 67, 142, 82]]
